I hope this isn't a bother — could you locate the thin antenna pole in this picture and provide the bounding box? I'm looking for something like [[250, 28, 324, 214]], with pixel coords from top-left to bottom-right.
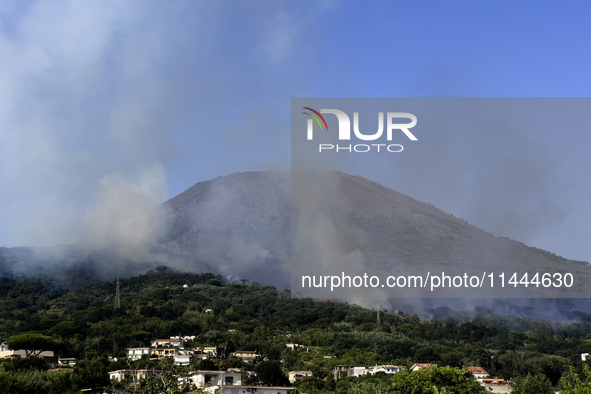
[[115, 277, 121, 309], [377, 305, 380, 326]]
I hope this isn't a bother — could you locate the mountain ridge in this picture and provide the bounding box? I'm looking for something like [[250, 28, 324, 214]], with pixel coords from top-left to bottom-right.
[[1, 170, 590, 319]]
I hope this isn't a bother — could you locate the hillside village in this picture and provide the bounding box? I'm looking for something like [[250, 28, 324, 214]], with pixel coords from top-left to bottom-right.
[[1, 334, 520, 393], [1, 270, 591, 393], [6, 332, 589, 393]]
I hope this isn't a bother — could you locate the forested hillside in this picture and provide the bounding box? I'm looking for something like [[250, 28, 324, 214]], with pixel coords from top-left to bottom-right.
[[1, 268, 591, 393]]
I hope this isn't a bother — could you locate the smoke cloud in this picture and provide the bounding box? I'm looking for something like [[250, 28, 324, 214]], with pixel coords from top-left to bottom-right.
[[81, 163, 168, 261], [0, 1, 335, 249]]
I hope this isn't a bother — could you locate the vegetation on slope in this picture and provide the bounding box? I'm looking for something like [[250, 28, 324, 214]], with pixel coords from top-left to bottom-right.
[[1, 268, 591, 392]]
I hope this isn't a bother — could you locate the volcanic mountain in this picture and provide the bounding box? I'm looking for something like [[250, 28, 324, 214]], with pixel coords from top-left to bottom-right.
[[158, 171, 591, 298], [1, 170, 590, 319]]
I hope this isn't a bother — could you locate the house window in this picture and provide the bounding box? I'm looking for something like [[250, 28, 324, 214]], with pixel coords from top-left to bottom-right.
[[225, 376, 234, 385]]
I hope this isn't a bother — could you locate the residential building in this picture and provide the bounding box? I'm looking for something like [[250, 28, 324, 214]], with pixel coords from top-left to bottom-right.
[[127, 347, 152, 360], [410, 363, 436, 371], [583, 353, 589, 361], [186, 370, 243, 388], [371, 365, 405, 374], [109, 369, 163, 382], [151, 338, 183, 348], [0, 349, 54, 359], [203, 346, 218, 357], [175, 354, 192, 366], [349, 366, 370, 377], [285, 343, 301, 350], [332, 365, 404, 379], [480, 378, 512, 393], [288, 371, 312, 383], [231, 350, 258, 362], [171, 335, 195, 341], [467, 366, 489, 380], [344, 365, 406, 377], [58, 357, 77, 366], [152, 348, 178, 358], [0, 341, 54, 359]]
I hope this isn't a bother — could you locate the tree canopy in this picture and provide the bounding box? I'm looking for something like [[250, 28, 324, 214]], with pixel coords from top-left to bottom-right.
[[390, 367, 483, 394], [513, 373, 554, 394], [561, 364, 591, 394], [8, 334, 63, 356]]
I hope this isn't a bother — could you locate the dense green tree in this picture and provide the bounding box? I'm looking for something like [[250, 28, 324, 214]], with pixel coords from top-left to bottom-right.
[[297, 376, 325, 393], [254, 360, 289, 386], [207, 279, 222, 287], [324, 371, 336, 391], [512, 373, 554, 394], [390, 367, 483, 394], [0, 371, 35, 394], [0, 356, 48, 372], [50, 321, 77, 337], [70, 358, 109, 390], [130, 331, 152, 346], [347, 381, 388, 394], [561, 364, 591, 394]]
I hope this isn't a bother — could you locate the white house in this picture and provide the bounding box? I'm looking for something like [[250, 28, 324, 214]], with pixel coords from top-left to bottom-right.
[[370, 365, 405, 374], [410, 363, 436, 371], [467, 366, 489, 380], [171, 335, 195, 341], [175, 354, 192, 366], [187, 370, 243, 388], [127, 347, 152, 360], [151, 338, 183, 348], [109, 369, 163, 382], [349, 367, 370, 377], [582, 353, 589, 361]]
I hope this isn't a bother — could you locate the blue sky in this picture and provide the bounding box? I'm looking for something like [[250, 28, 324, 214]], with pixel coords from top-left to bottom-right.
[[0, 0, 590, 264]]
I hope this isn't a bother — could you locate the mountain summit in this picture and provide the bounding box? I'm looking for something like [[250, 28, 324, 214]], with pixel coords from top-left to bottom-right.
[[159, 171, 590, 297]]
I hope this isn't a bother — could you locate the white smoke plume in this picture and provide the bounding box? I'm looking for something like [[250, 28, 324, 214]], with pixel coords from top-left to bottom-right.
[[81, 163, 168, 261]]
